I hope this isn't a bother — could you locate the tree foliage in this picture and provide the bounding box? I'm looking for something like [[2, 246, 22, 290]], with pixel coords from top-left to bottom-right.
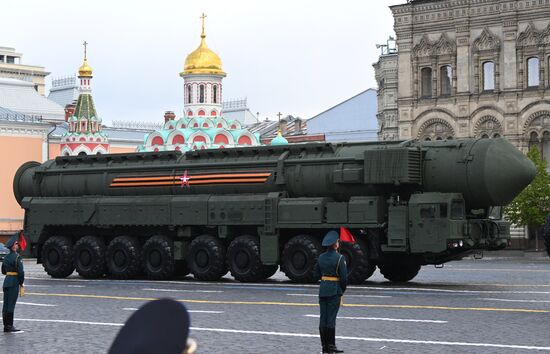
[[505, 148, 550, 228]]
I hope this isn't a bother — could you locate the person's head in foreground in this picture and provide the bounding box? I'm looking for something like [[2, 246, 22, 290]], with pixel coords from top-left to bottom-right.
[[109, 298, 197, 354]]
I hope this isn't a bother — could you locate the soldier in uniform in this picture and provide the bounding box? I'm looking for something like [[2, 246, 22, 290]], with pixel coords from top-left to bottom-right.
[[2, 234, 24, 333], [314, 230, 348, 353]]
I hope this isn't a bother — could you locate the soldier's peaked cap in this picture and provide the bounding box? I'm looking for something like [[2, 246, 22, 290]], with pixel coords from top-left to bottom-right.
[[322, 230, 339, 247], [5, 234, 17, 249], [108, 298, 191, 354]]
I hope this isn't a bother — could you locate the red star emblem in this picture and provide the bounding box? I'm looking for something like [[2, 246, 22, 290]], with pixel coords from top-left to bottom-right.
[[180, 170, 191, 187]]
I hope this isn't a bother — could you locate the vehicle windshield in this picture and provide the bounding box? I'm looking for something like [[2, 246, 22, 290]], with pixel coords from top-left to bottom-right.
[[450, 200, 465, 220], [488, 206, 503, 220]]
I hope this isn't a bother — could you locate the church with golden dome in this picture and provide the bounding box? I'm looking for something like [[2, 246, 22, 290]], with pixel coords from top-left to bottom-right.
[[139, 14, 267, 152], [60, 42, 109, 156]]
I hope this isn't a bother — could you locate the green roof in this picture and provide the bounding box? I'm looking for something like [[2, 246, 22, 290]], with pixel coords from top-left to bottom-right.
[[74, 94, 98, 120]]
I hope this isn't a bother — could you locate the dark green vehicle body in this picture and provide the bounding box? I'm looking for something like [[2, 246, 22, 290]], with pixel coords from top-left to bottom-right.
[[13, 138, 536, 283]]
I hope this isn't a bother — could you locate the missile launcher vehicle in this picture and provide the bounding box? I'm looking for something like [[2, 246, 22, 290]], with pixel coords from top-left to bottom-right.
[[13, 138, 536, 283]]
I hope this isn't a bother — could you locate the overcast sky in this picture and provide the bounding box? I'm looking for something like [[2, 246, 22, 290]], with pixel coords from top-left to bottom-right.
[[2, 0, 403, 124]]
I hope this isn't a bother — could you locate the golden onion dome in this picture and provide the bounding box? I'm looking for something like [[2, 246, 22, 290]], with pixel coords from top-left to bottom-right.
[[181, 33, 225, 76], [78, 58, 93, 78]]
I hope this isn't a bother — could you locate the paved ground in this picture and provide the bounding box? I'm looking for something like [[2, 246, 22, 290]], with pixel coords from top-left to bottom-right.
[[0, 255, 549, 353]]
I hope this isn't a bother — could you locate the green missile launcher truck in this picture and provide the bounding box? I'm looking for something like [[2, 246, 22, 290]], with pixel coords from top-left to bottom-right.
[[13, 138, 536, 283]]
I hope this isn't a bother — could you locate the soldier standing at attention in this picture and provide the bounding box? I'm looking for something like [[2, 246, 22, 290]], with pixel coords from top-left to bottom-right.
[[2, 234, 24, 333], [315, 231, 348, 353]]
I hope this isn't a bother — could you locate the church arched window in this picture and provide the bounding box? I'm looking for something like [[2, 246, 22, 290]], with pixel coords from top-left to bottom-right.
[[213, 85, 218, 103], [199, 85, 205, 103], [187, 85, 192, 104]]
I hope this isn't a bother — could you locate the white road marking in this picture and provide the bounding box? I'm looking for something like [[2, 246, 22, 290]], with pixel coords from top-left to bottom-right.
[[479, 298, 550, 304], [287, 293, 391, 298], [188, 327, 550, 351], [10, 319, 550, 350], [122, 308, 223, 314], [363, 286, 550, 295], [0, 301, 56, 307], [67, 285, 85, 288], [16, 318, 122, 326], [304, 314, 447, 324], [21, 285, 50, 288], [142, 288, 223, 293]]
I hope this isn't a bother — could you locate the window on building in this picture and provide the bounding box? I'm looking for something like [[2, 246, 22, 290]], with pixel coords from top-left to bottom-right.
[[421, 67, 432, 98], [483, 61, 495, 91], [6, 56, 15, 64], [199, 85, 205, 103], [543, 132, 550, 162], [440, 65, 452, 96], [187, 85, 192, 104], [213, 85, 218, 103], [527, 57, 540, 87]]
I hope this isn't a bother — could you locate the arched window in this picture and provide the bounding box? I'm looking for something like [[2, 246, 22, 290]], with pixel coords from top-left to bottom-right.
[[187, 85, 192, 104], [529, 132, 539, 152], [527, 57, 540, 87], [421, 67, 432, 98], [483, 61, 495, 91], [440, 66, 452, 96], [213, 85, 218, 103], [199, 84, 205, 103]]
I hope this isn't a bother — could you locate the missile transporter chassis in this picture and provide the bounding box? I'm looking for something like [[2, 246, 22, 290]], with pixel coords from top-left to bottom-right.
[[13, 139, 535, 283]]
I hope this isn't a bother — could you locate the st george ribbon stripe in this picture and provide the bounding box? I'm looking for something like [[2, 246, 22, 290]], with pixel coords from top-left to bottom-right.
[[110, 172, 272, 187], [110, 172, 271, 187]]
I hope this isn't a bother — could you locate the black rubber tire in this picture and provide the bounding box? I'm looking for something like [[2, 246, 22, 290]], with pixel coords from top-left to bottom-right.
[[74, 236, 106, 279], [42, 236, 75, 278], [281, 235, 322, 283], [379, 263, 421, 283], [227, 235, 267, 282], [106, 236, 142, 279], [340, 236, 376, 284], [188, 235, 228, 281], [543, 217, 550, 258], [142, 235, 176, 280]]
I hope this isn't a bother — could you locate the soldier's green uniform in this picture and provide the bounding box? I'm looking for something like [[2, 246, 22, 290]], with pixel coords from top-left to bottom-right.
[[2, 234, 24, 333], [314, 231, 348, 354]]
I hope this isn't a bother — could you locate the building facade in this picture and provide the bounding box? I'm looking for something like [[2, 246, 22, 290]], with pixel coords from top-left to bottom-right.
[[378, 0, 550, 161]]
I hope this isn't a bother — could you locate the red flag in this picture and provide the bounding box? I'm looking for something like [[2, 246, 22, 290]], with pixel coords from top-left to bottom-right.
[[18, 231, 27, 251], [340, 227, 356, 244]]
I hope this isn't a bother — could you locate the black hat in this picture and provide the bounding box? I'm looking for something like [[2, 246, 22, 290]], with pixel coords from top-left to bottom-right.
[[109, 298, 191, 354]]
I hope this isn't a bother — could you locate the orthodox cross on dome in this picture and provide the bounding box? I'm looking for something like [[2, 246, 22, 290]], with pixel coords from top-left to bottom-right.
[[200, 13, 207, 37], [277, 112, 283, 134], [83, 41, 88, 60]]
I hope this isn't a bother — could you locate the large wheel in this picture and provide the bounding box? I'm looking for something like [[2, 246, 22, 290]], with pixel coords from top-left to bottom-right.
[[106, 236, 142, 279], [227, 235, 268, 282], [281, 235, 322, 283], [188, 235, 227, 281], [42, 236, 75, 278], [74, 236, 106, 279], [340, 236, 376, 284], [379, 263, 421, 283], [142, 235, 175, 280], [543, 218, 550, 258]]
